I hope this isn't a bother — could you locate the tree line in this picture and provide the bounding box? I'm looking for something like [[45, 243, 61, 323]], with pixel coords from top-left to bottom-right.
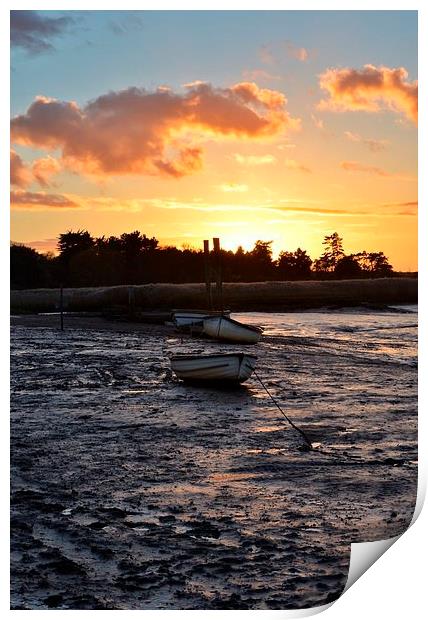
[[10, 230, 394, 289]]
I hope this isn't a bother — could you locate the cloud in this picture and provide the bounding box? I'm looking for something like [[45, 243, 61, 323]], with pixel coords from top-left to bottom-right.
[[11, 149, 61, 188], [146, 198, 382, 218], [10, 150, 32, 188], [285, 41, 309, 62], [344, 131, 389, 152], [275, 206, 364, 216], [285, 159, 312, 173], [340, 161, 393, 177], [318, 64, 418, 123], [381, 200, 418, 208], [10, 10, 73, 54], [11, 82, 300, 179], [10, 189, 79, 209], [86, 196, 413, 220], [277, 143, 296, 150], [259, 45, 275, 65], [218, 184, 249, 193], [311, 113, 324, 130], [344, 131, 360, 142], [31, 155, 62, 187], [108, 12, 144, 36], [341, 161, 415, 181], [154, 147, 203, 178], [233, 153, 276, 166]]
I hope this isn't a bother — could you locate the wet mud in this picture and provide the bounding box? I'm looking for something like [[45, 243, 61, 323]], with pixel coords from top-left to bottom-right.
[[10, 309, 417, 609]]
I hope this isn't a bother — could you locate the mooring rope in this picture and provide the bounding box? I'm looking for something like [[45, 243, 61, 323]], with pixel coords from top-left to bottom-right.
[[253, 369, 313, 450], [253, 369, 415, 467]]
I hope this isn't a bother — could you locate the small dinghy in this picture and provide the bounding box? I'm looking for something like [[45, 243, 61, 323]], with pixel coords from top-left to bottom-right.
[[170, 353, 257, 383], [172, 309, 231, 329], [202, 316, 263, 344]]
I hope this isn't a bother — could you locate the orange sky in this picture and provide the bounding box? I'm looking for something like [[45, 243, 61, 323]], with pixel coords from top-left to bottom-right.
[[10, 11, 418, 271]]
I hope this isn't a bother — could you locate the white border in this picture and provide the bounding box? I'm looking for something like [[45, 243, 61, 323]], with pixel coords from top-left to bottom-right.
[[3, 1, 425, 618]]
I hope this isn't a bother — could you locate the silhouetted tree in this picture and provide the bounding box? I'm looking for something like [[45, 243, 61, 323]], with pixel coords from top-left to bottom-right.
[[90, 236, 122, 284], [334, 255, 363, 278], [314, 232, 344, 273], [227, 245, 249, 281], [58, 230, 94, 259], [251, 240, 273, 260], [368, 252, 393, 276], [118, 231, 159, 283], [119, 231, 142, 283], [278, 248, 313, 280], [10, 244, 52, 289], [58, 230, 94, 284], [10, 229, 399, 289], [95, 235, 122, 253], [250, 240, 274, 280], [352, 251, 393, 276], [69, 248, 105, 287]]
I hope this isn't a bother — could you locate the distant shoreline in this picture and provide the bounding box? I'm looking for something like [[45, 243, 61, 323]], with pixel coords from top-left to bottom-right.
[[10, 277, 417, 314]]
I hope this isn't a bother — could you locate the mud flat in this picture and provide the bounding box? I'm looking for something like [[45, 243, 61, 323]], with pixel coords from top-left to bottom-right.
[[10, 277, 417, 314], [10, 310, 417, 609]]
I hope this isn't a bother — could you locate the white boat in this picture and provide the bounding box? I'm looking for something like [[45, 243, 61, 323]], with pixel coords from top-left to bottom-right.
[[172, 309, 231, 328], [202, 316, 263, 344], [170, 353, 257, 383]]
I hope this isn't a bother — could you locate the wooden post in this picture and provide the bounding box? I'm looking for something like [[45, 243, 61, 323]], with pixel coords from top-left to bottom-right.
[[203, 240, 212, 310], [213, 237, 223, 312], [60, 285, 64, 331]]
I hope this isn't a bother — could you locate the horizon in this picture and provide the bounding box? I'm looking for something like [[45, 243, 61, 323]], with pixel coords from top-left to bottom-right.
[[10, 10, 418, 271], [9, 229, 418, 273]]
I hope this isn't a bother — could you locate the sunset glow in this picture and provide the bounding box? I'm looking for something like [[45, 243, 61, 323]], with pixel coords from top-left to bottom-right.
[[10, 10, 418, 270]]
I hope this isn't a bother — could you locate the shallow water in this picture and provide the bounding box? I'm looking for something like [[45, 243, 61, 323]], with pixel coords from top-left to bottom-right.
[[236, 307, 417, 365], [10, 308, 417, 610]]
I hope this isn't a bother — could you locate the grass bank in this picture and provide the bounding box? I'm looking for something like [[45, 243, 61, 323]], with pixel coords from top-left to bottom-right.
[[10, 277, 417, 314]]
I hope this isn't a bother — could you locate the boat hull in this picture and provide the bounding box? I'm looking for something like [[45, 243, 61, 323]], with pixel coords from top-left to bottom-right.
[[203, 316, 263, 344], [170, 353, 257, 383], [172, 309, 231, 328]]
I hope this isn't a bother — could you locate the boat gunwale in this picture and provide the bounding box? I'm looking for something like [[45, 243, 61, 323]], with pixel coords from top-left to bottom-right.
[[172, 309, 231, 316], [203, 315, 264, 334], [170, 353, 258, 362]]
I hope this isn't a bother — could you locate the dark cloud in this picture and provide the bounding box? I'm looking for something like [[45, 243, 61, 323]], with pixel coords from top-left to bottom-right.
[[11, 10, 73, 54], [108, 12, 144, 36], [11, 189, 78, 209]]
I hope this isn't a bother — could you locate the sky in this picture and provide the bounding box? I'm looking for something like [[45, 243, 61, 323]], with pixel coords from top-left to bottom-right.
[[10, 10, 418, 270]]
